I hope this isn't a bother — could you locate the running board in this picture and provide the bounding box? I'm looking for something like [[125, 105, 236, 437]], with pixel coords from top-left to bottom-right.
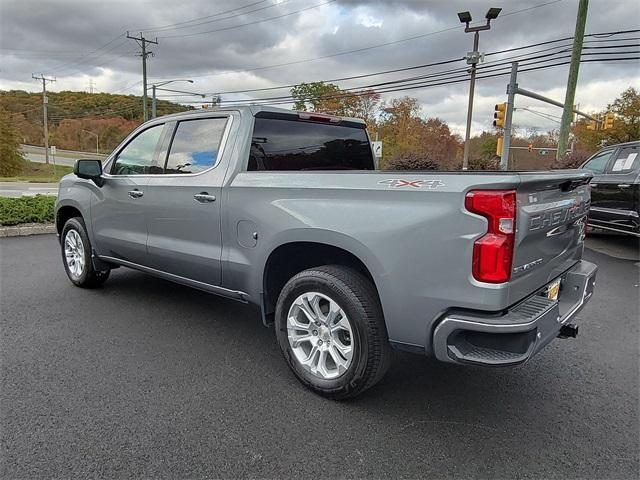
[[98, 255, 249, 303]]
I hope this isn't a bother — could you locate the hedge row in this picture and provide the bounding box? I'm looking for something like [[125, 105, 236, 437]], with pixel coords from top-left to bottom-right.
[[0, 195, 56, 226]]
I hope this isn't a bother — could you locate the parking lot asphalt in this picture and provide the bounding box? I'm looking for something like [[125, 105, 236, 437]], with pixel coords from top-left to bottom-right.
[[1, 234, 638, 479]]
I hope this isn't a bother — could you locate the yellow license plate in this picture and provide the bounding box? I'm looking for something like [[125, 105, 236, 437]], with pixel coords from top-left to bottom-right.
[[547, 279, 561, 300]]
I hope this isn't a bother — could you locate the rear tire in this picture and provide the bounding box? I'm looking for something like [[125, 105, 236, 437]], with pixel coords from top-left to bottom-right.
[[61, 217, 110, 288], [275, 265, 391, 400]]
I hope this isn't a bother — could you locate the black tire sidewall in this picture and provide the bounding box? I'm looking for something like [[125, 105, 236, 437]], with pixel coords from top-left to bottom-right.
[[275, 270, 372, 395], [61, 217, 93, 287]]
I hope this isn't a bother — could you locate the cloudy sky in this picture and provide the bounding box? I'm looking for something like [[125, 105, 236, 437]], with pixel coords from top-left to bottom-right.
[[1, 0, 638, 135]]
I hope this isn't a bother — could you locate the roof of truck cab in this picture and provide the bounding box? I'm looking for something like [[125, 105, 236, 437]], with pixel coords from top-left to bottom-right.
[[155, 104, 366, 125]]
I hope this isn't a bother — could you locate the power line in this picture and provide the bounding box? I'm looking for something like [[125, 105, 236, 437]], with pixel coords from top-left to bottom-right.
[[205, 53, 639, 107], [158, 0, 337, 39], [137, 0, 271, 32], [151, 0, 580, 80], [203, 34, 638, 97], [41, 54, 637, 122], [141, 0, 291, 33], [47, 34, 127, 74]]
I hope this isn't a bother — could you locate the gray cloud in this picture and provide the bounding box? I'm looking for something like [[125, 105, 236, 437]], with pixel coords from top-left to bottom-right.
[[1, 0, 638, 134]]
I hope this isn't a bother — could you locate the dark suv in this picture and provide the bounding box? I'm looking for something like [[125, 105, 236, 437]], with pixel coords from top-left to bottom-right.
[[581, 141, 640, 237]]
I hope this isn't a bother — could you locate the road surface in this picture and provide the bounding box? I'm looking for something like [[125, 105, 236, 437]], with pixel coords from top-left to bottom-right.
[[0, 234, 637, 478], [0, 182, 58, 198], [21, 145, 106, 168]]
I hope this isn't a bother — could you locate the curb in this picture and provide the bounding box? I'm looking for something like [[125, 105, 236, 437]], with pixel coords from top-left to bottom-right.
[[0, 223, 56, 237]]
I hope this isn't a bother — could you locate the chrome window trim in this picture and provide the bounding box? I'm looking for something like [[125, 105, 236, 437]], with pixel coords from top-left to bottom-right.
[[103, 114, 233, 179]]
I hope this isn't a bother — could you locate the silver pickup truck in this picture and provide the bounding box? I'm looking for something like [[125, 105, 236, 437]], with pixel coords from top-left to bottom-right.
[[55, 105, 597, 399]]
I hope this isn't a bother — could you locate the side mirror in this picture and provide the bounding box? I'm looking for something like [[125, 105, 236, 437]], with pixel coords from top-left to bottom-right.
[[74, 159, 104, 187]]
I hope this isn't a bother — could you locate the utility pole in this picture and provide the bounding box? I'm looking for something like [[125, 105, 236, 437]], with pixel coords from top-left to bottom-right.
[[556, 0, 589, 161], [457, 7, 502, 170], [32, 74, 55, 165], [500, 62, 518, 170], [127, 32, 158, 121]]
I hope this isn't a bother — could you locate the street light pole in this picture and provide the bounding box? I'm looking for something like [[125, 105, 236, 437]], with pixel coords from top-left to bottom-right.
[[462, 30, 480, 171], [82, 129, 99, 154], [152, 85, 157, 118], [148, 79, 194, 119], [457, 7, 501, 170]]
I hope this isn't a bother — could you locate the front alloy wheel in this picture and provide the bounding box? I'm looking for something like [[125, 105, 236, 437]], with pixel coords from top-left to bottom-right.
[[64, 229, 86, 279], [60, 216, 110, 288], [287, 292, 353, 380]]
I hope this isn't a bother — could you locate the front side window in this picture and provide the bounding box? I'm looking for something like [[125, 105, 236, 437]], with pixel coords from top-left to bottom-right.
[[248, 117, 374, 171], [164, 118, 228, 174], [582, 149, 614, 174], [111, 124, 164, 175]]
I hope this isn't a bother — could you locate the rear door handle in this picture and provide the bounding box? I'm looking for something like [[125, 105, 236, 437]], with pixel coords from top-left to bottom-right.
[[618, 184, 631, 188], [194, 192, 216, 203], [590, 183, 598, 187], [128, 189, 144, 198]]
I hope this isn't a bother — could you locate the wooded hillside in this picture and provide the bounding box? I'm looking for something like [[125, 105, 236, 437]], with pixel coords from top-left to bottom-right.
[[0, 90, 191, 153]]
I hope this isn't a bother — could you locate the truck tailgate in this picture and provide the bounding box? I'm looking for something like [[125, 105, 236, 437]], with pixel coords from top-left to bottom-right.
[[509, 170, 592, 303]]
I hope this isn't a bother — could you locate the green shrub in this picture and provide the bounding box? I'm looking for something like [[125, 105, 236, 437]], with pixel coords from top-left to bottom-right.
[[384, 152, 441, 170], [0, 195, 56, 226]]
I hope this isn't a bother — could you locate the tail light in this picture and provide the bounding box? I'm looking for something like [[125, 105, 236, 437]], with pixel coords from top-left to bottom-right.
[[465, 190, 516, 283]]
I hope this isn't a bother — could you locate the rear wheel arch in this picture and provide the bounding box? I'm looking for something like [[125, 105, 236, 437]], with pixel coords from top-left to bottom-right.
[[262, 241, 381, 323]]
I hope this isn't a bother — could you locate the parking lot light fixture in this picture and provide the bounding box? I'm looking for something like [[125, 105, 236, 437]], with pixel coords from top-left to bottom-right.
[[459, 7, 501, 170]]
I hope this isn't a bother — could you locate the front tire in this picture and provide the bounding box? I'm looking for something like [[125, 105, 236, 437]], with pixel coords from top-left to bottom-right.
[[61, 217, 110, 288], [275, 265, 391, 400]]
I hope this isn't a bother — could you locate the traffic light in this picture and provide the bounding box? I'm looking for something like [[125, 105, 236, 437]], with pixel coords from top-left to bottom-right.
[[496, 136, 503, 156], [586, 120, 597, 130], [493, 102, 506, 128], [528, 143, 533, 152], [604, 112, 614, 130]]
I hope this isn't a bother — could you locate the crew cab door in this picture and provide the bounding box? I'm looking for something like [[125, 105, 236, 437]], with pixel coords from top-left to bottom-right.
[[144, 115, 233, 286], [596, 144, 640, 233], [91, 123, 166, 264], [584, 144, 640, 234]]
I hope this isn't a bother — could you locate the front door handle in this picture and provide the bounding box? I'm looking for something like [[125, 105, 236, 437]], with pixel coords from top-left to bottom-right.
[[618, 184, 631, 188], [194, 192, 216, 203], [128, 189, 144, 198], [590, 183, 598, 187]]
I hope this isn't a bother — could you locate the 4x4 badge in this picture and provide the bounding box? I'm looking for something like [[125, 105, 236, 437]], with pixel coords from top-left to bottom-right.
[[378, 179, 445, 189]]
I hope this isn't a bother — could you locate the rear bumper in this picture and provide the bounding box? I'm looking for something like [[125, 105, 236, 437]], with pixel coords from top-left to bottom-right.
[[432, 260, 597, 367]]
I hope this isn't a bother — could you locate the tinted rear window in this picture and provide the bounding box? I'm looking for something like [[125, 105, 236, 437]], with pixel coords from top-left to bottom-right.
[[248, 117, 374, 171]]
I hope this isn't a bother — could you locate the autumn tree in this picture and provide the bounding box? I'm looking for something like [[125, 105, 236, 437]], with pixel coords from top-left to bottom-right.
[[0, 107, 26, 176], [290, 82, 380, 124], [568, 87, 640, 163], [606, 86, 640, 143], [377, 97, 461, 168]]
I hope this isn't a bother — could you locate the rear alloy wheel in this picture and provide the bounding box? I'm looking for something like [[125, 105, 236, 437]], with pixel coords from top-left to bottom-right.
[[287, 291, 354, 380], [275, 265, 391, 399], [61, 217, 110, 288]]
